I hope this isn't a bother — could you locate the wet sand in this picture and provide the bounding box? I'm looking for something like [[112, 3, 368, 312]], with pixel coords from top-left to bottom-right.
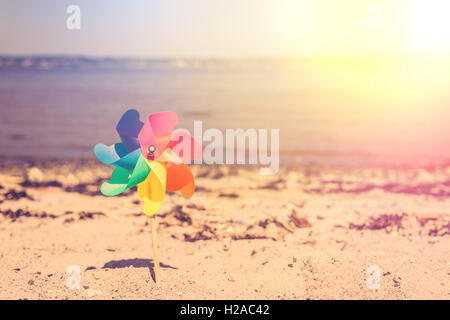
[[0, 158, 449, 299]]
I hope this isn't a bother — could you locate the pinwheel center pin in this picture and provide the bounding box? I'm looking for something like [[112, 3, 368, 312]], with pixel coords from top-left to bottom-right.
[[147, 145, 156, 157]]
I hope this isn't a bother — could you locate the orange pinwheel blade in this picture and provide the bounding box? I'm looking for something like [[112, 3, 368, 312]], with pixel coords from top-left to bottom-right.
[[165, 162, 195, 198]]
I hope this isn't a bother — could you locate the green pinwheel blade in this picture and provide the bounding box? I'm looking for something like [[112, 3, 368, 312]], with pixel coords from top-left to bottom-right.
[[100, 167, 130, 196], [128, 155, 151, 187], [100, 155, 151, 196]]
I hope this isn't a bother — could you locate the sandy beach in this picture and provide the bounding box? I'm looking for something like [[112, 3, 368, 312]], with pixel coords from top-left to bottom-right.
[[3, 0, 450, 304], [0, 158, 448, 300]]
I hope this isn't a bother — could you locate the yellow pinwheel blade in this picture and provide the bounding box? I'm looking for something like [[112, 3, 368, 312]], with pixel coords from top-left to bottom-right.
[[137, 160, 167, 216]]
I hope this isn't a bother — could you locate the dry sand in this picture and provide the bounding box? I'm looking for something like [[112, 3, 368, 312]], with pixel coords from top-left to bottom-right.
[[0, 158, 449, 299]]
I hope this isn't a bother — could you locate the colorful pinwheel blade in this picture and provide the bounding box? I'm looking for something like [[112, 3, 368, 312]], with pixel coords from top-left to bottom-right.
[[158, 148, 195, 198], [167, 129, 203, 163], [116, 109, 144, 152], [100, 154, 150, 196], [137, 160, 167, 216], [94, 143, 141, 171], [138, 111, 178, 160], [165, 162, 195, 198], [100, 167, 131, 196]]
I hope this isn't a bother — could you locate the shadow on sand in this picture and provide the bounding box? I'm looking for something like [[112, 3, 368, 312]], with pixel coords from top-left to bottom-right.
[[102, 258, 177, 283]]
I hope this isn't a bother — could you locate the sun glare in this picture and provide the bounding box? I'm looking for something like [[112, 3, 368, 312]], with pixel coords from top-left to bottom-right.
[[407, 0, 450, 52]]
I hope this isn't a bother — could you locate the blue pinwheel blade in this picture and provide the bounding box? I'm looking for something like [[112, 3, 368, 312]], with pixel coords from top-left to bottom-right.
[[116, 109, 144, 152]]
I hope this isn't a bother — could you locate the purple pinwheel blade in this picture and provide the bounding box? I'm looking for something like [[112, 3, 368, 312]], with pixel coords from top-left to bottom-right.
[[116, 109, 144, 152]]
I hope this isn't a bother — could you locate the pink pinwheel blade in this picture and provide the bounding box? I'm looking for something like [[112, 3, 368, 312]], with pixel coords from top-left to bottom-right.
[[149, 112, 178, 136], [167, 130, 203, 163], [138, 111, 178, 160]]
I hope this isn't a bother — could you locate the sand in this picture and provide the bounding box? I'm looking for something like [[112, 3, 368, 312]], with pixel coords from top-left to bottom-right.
[[0, 158, 448, 300]]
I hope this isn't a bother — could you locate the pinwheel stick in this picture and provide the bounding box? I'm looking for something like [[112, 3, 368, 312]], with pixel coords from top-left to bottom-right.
[[150, 215, 161, 283]]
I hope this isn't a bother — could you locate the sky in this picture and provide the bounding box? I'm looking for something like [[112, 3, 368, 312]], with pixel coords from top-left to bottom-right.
[[1, 0, 450, 58]]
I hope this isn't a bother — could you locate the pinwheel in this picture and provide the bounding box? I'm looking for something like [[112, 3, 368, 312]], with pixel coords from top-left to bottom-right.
[[94, 109, 202, 282]]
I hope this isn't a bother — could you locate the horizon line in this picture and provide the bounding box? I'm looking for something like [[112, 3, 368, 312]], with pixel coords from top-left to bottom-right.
[[2, 52, 449, 60]]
